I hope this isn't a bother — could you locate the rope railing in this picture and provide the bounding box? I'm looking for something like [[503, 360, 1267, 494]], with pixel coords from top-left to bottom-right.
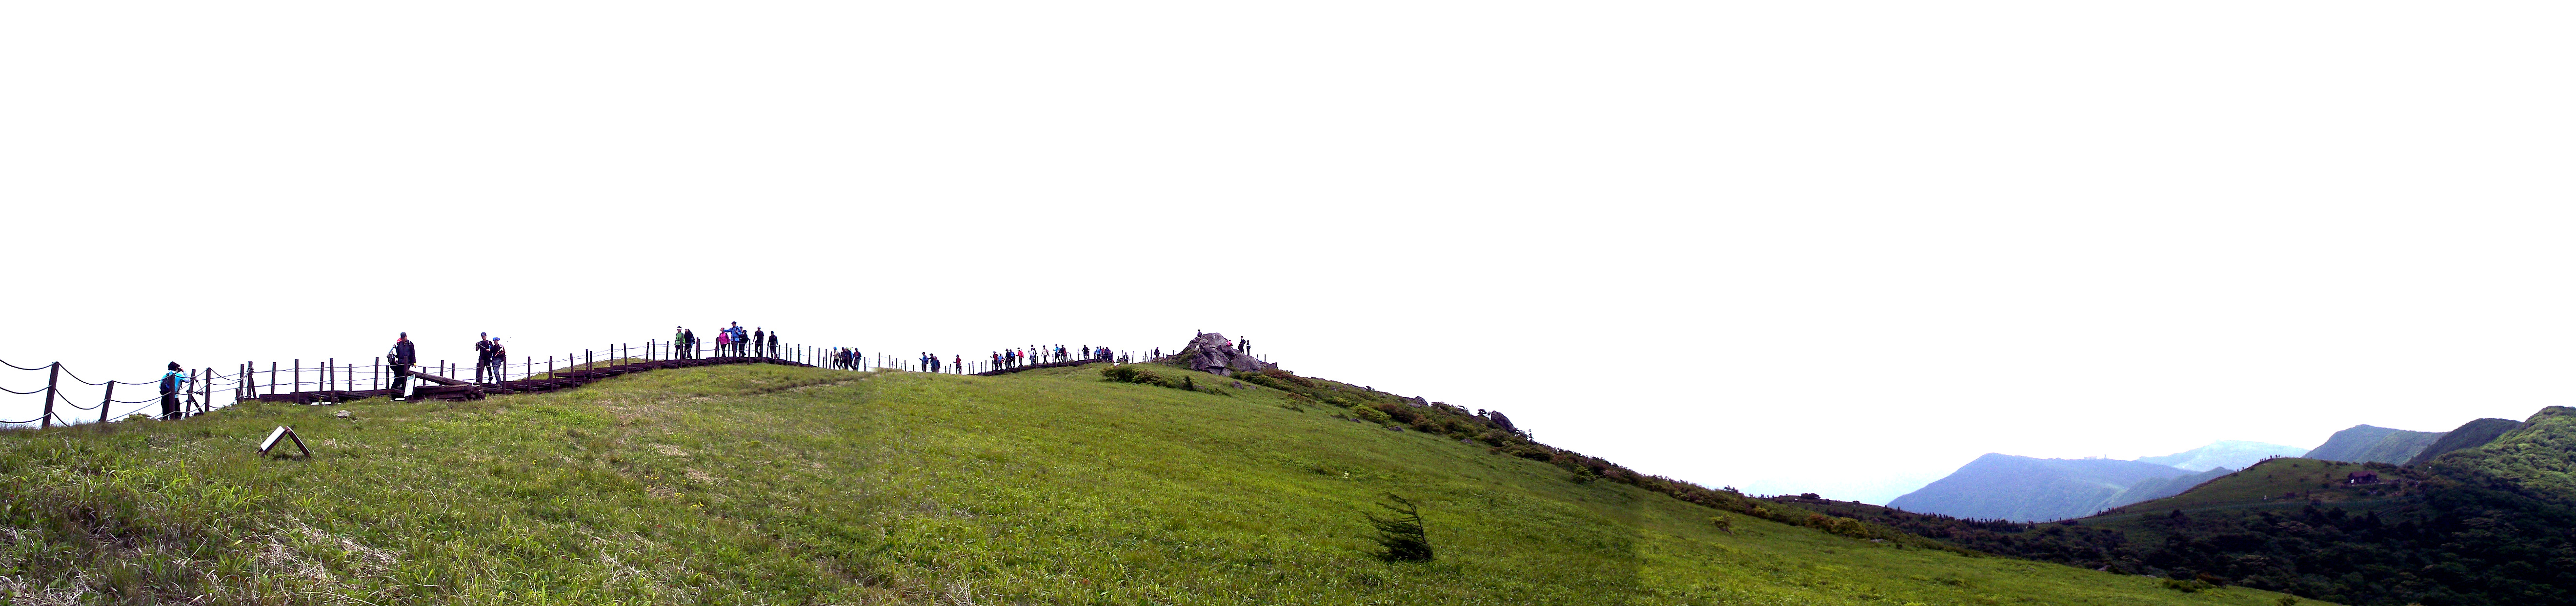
[[7, 334, 1166, 429]]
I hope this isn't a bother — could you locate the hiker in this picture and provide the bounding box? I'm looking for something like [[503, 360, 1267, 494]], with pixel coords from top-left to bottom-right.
[[1241, 338, 1250, 353], [929, 353, 941, 373], [387, 332, 418, 401], [672, 326, 686, 359], [683, 328, 698, 359], [753, 328, 765, 357], [952, 355, 962, 374], [729, 323, 747, 356], [768, 332, 780, 358], [489, 338, 507, 380], [474, 332, 496, 383], [158, 362, 189, 419]]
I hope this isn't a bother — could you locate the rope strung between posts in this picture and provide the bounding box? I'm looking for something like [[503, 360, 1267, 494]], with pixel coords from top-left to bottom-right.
[[0, 359, 52, 371], [0, 385, 46, 395], [54, 367, 107, 386]]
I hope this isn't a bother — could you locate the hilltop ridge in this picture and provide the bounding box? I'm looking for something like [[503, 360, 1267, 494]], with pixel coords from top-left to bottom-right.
[[0, 358, 2317, 605]]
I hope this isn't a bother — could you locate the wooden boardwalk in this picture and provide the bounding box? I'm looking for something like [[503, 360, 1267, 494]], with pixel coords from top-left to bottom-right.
[[253, 356, 816, 404], [970, 356, 1109, 376]]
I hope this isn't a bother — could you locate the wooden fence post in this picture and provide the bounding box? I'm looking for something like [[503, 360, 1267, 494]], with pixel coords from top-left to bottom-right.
[[97, 381, 113, 424], [39, 362, 59, 429], [292, 359, 300, 394]]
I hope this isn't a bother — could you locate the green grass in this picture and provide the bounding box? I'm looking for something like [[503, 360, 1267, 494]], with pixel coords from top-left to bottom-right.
[[0, 363, 2331, 605], [2098, 458, 2395, 513]]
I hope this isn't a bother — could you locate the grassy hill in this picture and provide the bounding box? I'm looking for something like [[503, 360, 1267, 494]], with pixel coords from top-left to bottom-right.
[[2304, 425, 2444, 465], [0, 362, 2324, 605], [2097, 458, 2410, 514]]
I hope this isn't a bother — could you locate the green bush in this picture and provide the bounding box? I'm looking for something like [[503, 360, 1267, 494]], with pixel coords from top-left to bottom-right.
[[1365, 493, 1433, 562], [1100, 365, 1169, 387], [1348, 405, 1393, 424]]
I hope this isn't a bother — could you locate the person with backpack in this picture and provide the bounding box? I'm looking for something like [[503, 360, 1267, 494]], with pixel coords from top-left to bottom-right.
[[158, 362, 189, 419], [474, 332, 496, 383], [716, 329, 733, 357], [488, 338, 508, 381], [387, 332, 418, 401]]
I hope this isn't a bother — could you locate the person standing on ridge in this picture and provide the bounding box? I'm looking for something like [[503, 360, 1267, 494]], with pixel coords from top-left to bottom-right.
[[158, 362, 189, 419], [489, 338, 508, 381], [768, 331, 780, 358], [474, 332, 496, 383], [672, 326, 686, 359], [753, 328, 765, 357], [387, 332, 417, 401]]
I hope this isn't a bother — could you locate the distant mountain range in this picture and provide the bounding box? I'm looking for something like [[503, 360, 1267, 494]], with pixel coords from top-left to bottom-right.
[[2304, 424, 2446, 464], [1890, 441, 2305, 522], [2133, 440, 2308, 471], [1826, 412, 2565, 604]]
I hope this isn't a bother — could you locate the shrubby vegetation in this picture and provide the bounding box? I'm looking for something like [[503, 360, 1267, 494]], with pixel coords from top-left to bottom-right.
[[1769, 407, 2576, 606]]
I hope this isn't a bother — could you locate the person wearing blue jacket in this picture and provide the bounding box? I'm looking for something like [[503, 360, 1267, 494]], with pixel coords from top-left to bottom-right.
[[158, 362, 190, 419]]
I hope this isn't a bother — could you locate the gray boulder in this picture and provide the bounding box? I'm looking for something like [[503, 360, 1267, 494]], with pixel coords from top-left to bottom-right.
[[1177, 332, 1276, 377]]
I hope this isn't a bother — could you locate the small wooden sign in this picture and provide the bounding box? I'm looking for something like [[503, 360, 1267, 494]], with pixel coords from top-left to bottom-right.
[[258, 426, 311, 458]]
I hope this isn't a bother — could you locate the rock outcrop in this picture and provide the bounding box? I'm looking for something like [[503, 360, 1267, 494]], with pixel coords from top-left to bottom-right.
[[1177, 332, 1275, 377]]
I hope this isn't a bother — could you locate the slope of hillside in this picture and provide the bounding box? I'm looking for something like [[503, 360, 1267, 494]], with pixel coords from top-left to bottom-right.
[[1885, 454, 2196, 522], [2304, 425, 2444, 464], [2425, 406, 2576, 497], [2092, 458, 2414, 517], [2134, 441, 2307, 471], [0, 363, 2322, 605], [2403, 417, 2525, 466], [2105, 466, 2234, 507]]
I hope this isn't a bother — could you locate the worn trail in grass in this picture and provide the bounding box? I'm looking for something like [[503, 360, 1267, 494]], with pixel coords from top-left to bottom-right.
[[0, 363, 2326, 605]]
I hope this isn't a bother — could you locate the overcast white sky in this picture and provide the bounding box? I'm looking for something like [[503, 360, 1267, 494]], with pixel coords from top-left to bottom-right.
[[5, 3, 2572, 505]]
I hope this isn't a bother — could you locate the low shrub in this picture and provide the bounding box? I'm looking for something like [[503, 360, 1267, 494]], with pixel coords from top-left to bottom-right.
[[1101, 365, 1170, 387], [1348, 405, 1393, 424], [1365, 493, 1433, 562]]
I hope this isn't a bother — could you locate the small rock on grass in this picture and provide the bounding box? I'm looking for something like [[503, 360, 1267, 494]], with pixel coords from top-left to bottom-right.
[[335, 410, 353, 419]]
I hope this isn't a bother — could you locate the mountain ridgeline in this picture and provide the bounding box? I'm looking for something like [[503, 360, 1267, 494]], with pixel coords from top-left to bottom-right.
[[1839, 408, 2576, 606], [2404, 417, 2524, 466], [0, 352, 2326, 606], [2304, 424, 2447, 464], [1887, 455, 2213, 522], [1889, 441, 2303, 523]]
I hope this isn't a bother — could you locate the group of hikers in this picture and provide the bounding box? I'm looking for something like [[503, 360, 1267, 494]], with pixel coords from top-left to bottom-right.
[[350, 328, 1162, 404], [985, 345, 1117, 371], [669, 322, 780, 359], [830, 348, 873, 371]]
